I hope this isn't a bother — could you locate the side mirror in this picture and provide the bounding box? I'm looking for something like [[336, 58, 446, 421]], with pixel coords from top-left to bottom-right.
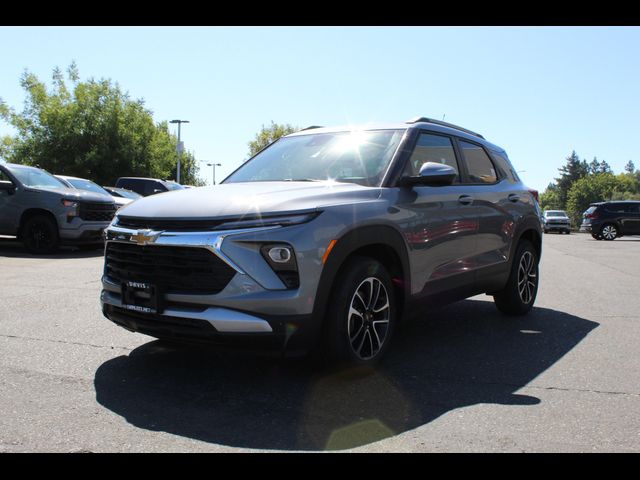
[[399, 162, 457, 187], [0, 180, 16, 195]]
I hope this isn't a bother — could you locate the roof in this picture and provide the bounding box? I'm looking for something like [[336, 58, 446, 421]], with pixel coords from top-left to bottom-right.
[[286, 119, 505, 153]]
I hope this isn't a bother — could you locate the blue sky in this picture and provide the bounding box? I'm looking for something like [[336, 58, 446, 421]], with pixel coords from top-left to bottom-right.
[[1, 26, 639, 191]]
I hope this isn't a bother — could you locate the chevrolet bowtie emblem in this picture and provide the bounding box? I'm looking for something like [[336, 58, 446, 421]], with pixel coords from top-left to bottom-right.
[[130, 229, 161, 245]]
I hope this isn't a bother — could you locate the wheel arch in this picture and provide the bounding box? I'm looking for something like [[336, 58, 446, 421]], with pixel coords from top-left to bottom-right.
[[18, 208, 59, 239], [311, 225, 411, 333]]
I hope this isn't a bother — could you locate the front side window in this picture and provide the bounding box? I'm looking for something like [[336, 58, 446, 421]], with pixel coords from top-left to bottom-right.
[[403, 132, 459, 181], [0, 169, 12, 183], [225, 129, 405, 187], [459, 140, 498, 184]]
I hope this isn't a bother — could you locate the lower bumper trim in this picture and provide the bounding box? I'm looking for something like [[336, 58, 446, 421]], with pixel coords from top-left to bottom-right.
[[101, 290, 272, 333]]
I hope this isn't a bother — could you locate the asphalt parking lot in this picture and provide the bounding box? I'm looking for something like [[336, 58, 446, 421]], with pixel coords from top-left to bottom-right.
[[1, 232, 639, 452]]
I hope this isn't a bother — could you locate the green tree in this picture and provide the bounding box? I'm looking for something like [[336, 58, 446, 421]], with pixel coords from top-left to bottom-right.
[[625, 160, 636, 174], [597, 159, 612, 174], [246, 121, 298, 160], [0, 64, 203, 186], [539, 182, 562, 211], [555, 150, 589, 208]]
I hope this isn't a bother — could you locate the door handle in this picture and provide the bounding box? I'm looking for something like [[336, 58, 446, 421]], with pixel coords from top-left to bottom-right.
[[458, 195, 473, 205], [508, 194, 520, 202]]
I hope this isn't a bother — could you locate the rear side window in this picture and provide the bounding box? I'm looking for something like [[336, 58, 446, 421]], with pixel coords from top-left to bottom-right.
[[404, 133, 459, 181], [491, 151, 520, 182], [605, 203, 629, 213], [459, 140, 498, 184]]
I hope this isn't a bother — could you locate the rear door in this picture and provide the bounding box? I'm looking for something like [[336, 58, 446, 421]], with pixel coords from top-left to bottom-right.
[[622, 203, 640, 234], [455, 139, 522, 283]]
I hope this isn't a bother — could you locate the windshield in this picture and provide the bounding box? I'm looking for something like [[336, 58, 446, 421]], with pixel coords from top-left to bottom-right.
[[165, 181, 185, 191], [9, 165, 67, 189], [67, 178, 110, 196], [545, 210, 567, 217], [113, 188, 142, 199], [224, 129, 406, 186]]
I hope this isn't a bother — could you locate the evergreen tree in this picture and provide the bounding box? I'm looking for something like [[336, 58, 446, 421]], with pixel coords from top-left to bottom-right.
[[598, 159, 612, 174], [625, 160, 636, 174], [555, 150, 589, 208]]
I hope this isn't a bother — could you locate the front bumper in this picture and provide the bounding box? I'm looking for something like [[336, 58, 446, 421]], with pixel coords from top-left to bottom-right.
[[100, 223, 325, 353], [544, 223, 571, 232]]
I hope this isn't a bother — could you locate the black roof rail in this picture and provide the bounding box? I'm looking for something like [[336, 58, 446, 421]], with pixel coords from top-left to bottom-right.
[[300, 125, 324, 131], [405, 116, 485, 139]]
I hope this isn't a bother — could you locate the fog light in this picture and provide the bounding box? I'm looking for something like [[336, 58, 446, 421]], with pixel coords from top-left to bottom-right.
[[268, 246, 292, 263]]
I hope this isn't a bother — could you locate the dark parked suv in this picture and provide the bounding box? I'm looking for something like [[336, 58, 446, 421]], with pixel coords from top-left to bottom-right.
[[115, 177, 185, 197], [580, 201, 640, 240], [101, 117, 542, 365]]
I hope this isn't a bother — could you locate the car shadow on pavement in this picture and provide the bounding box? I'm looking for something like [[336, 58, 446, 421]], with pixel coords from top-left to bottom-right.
[[0, 238, 104, 259], [94, 299, 598, 451]]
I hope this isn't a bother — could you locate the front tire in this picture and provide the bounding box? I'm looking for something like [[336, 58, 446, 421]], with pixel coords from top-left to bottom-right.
[[21, 215, 59, 254], [325, 257, 396, 366], [493, 240, 539, 316]]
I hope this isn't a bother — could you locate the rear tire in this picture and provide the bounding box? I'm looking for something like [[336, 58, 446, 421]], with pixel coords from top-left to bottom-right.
[[324, 256, 396, 367], [600, 224, 618, 241], [493, 240, 539, 316], [21, 214, 59, 254]]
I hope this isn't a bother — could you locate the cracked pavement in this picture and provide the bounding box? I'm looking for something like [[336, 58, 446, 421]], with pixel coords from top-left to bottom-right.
[[1, 234, 639, 452]]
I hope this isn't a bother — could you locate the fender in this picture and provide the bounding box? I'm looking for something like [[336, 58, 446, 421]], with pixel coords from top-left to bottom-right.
[[509, 213, 543, 264], [310, 224, 411, 331]]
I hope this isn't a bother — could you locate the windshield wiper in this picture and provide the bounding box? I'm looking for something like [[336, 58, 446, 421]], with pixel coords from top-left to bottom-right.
[[283, 178, 324, 182]]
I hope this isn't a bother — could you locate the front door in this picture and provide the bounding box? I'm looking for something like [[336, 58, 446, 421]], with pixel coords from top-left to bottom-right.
[[392, 131, 478, 296]]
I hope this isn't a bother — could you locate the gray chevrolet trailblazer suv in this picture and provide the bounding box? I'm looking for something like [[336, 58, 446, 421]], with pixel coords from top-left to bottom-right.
[[100, 117, 542, 365], [0, 163, 117, 253]]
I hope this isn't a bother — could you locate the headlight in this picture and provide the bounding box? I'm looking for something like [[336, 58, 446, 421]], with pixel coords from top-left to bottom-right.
[[217, 211, 320, 230], [61, 198, 80, 221]]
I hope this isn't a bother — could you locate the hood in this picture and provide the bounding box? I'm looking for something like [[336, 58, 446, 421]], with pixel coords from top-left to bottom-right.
[[27, 186, 115, 204], [115, 181, 380, 220], [113, 196, 132, 207]]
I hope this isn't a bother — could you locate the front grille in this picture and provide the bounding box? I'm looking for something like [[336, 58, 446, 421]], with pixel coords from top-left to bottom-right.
[[105, 242, 236, 294], [80, 202, 117, 222]]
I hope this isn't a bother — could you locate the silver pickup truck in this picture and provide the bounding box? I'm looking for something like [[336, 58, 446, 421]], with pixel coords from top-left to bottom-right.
[[0, 162, 117, 253]]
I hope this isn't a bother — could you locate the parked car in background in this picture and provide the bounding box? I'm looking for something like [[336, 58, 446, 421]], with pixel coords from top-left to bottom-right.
[[115, 177, 185, 197], [543, 210, 571, 234], [0, 163, 116, 253], [103, 186, 143, 201], [101, 117, 542, 366], [55, 175, 131, 208], [580, 201, 640, 240]]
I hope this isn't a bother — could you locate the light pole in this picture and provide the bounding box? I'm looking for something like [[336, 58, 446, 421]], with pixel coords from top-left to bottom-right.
[[206, 162, 222, 185], [170, 119, 189, 184]]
